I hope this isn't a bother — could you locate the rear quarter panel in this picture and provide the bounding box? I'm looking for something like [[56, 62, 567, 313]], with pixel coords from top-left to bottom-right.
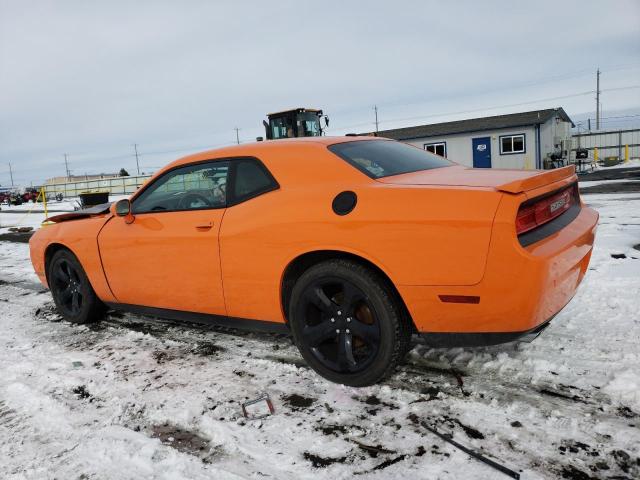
[[219, 145, 502, 322], [401, 175, 596, 333]]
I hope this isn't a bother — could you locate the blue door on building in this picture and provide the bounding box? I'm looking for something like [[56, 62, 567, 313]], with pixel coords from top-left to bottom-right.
[[472, 137, 492, 168]]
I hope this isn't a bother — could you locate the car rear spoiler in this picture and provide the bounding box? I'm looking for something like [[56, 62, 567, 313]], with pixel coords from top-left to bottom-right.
[[45, 202, 113, 223], [497, 165, 576, 194]]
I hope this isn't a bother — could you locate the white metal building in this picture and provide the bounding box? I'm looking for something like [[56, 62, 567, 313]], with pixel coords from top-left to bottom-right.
[[367, 108, 575, 169]]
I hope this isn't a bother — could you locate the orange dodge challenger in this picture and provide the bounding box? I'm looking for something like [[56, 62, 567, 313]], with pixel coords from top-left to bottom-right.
[[30, 137, 598, 386]]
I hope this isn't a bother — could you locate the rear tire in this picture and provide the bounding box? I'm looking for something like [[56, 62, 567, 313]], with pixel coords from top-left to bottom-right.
[[288, 259, 411, 387], [48, 249, 105, 324]]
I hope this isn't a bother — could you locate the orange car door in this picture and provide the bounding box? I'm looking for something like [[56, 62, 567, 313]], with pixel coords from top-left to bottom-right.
[[98, 161, 229, 314]]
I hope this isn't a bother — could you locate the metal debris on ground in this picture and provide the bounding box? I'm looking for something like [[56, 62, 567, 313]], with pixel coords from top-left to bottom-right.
[[72, 361, 84, 368], [420, 419, 521, 479], [242, 393, 275, 420]]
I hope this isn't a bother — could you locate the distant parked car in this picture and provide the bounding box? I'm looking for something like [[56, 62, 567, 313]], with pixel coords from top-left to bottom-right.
[[22, 188, 39, 203], [29, 137, 598, 386], [2, 192, 22, 205]]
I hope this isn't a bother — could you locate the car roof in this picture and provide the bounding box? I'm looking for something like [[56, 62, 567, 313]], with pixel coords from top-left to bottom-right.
[[168, 135, 388, 169], [130, 136, 393, 201]]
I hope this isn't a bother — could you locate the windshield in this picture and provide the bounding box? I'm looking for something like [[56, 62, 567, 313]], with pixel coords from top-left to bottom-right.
[[328, 140, 452, 179]]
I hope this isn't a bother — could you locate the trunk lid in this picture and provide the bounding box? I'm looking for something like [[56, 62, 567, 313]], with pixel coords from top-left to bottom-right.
[[376, 165, 576, 194]]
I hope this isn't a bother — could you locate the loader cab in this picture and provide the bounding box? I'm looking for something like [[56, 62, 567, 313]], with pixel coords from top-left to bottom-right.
[[263, 108, 328, 140]]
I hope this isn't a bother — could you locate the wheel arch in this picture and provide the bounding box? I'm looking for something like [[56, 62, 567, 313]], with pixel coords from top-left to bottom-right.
[[44, 242, 73, 282], [280, 250, 417, 332]]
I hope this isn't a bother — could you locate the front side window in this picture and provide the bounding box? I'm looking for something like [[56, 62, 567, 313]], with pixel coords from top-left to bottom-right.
[[329, 140, 452, 179], [500, 134, 525, 155], [231, 158, 278, 204], [132, 161, 229, 213], [424, 142, 447, 158]]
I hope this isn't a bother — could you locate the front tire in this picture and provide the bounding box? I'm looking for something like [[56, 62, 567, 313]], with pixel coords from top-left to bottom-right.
[[48, 249, 105, 324], [288, 259, 411, 387]]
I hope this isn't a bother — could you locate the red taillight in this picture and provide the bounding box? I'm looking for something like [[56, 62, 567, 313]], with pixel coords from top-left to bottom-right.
[[516, 186, 574, 235]]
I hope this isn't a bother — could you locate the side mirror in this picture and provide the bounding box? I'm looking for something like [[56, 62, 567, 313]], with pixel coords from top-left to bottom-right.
[[115, 199, 130, 216], [115, 199, 135, 224]]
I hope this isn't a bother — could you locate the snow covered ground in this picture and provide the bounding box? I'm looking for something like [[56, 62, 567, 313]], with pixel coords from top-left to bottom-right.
[[1, 193, 639, 479]]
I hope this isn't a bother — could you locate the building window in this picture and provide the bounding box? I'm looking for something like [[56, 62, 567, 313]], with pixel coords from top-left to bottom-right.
[[424, 142, 447, 158], [500, 134, 525, 155]]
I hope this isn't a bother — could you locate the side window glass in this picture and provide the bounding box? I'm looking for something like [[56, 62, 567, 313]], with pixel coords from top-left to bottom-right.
[[132, 162, 228, 213], [232, 159, 277, 204]]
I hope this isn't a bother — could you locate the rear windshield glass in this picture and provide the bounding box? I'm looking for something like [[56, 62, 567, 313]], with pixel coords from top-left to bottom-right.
[[328, 140, 452, 179]]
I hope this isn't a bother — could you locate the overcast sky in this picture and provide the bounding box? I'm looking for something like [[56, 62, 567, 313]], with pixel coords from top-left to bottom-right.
[[1, 0, 639, 186]]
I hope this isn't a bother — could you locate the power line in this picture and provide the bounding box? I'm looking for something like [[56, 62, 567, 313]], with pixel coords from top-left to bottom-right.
[[335, 85, 640, 132], [335, 90, 598, 131], [595, 113, 640, 120], [602, 85, 640, 92], [330, 63, 640, 119]]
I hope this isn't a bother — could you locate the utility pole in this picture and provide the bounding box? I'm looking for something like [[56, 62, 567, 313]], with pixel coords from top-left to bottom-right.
[[374, 105, 379, 133], [8, 162, 14, 186], [234, 127, 241, 145], [596, 68, 601, 130], [64, 153, 70, 180], [133, 143, 140, 175]]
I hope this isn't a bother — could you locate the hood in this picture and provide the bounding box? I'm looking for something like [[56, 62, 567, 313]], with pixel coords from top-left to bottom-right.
[[45, 202, 113, 223]]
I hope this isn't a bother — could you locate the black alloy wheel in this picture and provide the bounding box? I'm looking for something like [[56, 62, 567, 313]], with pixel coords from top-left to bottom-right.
[[49, 249, 105, 324], [298, 278, 380, 374], [289, 259, 411, 387], [51, 257, 84, 316]]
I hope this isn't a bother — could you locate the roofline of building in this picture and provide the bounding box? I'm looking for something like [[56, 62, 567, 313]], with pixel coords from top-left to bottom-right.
[[377, 121, 545, 141], [366, 107, 575, 140]]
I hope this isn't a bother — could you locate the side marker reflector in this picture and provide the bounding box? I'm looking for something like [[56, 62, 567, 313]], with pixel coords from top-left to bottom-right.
[[439, 295, 480, 304]]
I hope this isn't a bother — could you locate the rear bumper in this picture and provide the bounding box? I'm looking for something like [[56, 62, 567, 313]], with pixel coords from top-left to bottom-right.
[[399, 204, 598, 343], [415, 311, 557, 348]]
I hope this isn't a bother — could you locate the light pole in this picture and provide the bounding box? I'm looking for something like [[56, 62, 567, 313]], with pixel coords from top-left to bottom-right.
[[374, 105, 379, 133], [596, 68, 601, 130], [8, 162, 14, 186], [64, 153, 70, 179], [133, 143, 141, 175]]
